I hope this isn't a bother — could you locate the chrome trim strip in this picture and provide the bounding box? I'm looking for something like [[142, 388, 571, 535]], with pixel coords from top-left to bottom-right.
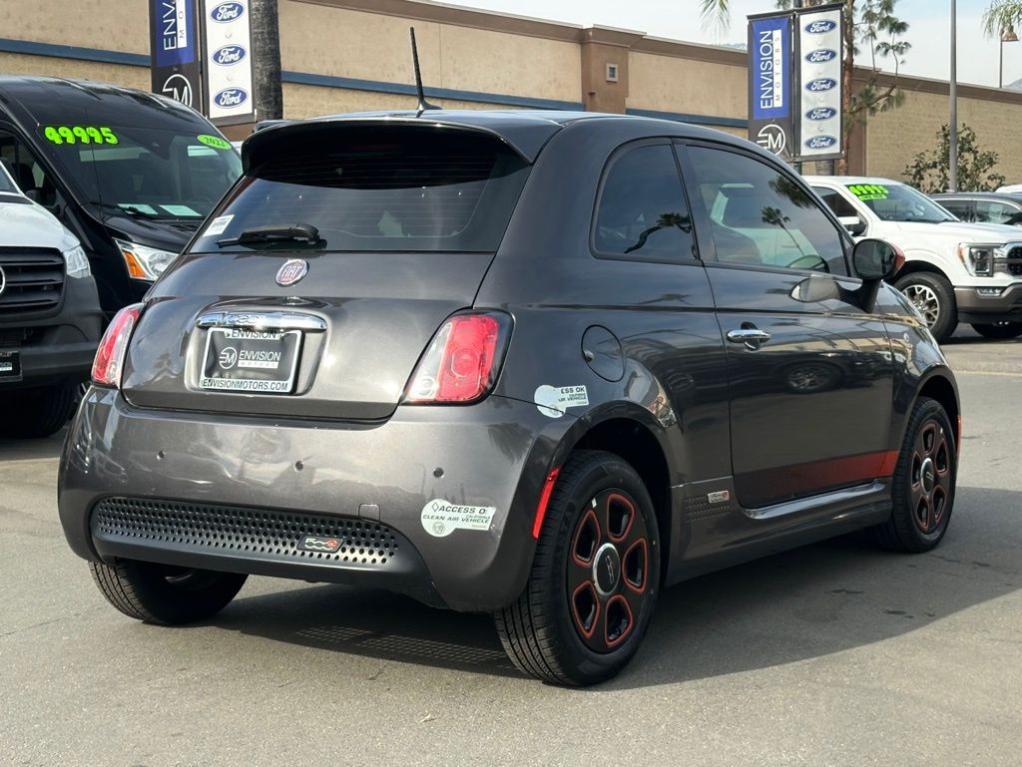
[[744, 481, 887, 521], [196, 311, 327, 332]]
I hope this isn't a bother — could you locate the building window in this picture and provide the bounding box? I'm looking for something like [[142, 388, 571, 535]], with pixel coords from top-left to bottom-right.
[[606, 63, 619, 83]]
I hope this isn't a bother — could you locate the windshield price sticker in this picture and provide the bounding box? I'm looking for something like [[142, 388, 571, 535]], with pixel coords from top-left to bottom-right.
[[42, 125, 119, 146], [197, 134, 232, 150], [848, 183, 889, 202]]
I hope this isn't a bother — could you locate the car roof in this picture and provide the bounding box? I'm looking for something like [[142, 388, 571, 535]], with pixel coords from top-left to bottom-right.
[[0, 75, 204, 128], [931, 191, 1022, 202], [243, 109, 759, 165], [804, 175, 905, 186]]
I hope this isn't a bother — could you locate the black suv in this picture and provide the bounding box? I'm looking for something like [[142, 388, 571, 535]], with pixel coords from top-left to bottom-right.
[[0, 77, 241, 316], [59, 112, 960, 685]]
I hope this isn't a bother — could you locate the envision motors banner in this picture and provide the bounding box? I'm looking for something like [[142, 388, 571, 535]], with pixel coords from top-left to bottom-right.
[[149, 0, 203, 110], [747, 3, 844, 163], [747, 12, 795, 161], [202, 0, 257, 124], [797, 5, 844, 161]]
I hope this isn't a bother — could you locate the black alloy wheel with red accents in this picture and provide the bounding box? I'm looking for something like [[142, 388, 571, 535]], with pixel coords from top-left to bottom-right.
[[874, 397, 957, 552], [495, 450, 660, 686], [568, 490, 652, 653], [909, 418, 952, 535]]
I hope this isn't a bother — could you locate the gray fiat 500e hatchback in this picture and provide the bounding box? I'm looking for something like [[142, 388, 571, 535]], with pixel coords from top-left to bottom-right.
[[58, 110, 960, 686]]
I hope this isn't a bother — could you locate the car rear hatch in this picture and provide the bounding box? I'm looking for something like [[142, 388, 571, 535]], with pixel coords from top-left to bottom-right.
[[121, 119, 542, 420]]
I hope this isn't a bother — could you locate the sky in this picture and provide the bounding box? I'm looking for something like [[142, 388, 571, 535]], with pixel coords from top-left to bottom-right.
[[443, 0, 1021, 89]]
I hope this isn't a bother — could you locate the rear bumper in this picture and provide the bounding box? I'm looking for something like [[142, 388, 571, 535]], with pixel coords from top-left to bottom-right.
[[58, 389, 569, 612], [954, 283, 1022, 324]]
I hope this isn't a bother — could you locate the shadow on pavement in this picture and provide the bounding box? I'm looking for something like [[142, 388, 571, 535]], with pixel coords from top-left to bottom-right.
[[212, 486, 1020, 687], [0, 430, 65, 461], [215, 584, 520, 677]]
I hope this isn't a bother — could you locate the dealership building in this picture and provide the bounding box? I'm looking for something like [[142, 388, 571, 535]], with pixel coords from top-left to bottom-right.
[[2, 0, 1022, 181]]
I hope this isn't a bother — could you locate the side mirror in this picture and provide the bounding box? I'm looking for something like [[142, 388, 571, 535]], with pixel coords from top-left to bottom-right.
[[839, 215, 867, 237], [853, 238, 901, 282], [23, 188, 40, 204]]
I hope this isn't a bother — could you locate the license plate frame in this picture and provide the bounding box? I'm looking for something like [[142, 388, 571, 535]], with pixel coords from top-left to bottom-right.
[[0, 349, 21, 381], [199, 328, 302, 394]]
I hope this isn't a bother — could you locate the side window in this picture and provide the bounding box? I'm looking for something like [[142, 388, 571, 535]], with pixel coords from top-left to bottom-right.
[[939, 199, 974, 222], [686, 146, 848, 275], [812, 186, 859, 218], [0, 131, 59, 208], [976, 200, 1022, 226], [593, 143, 697, 263]]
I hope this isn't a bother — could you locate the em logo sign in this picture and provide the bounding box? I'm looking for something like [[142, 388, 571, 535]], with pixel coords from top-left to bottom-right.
[[756, 124, 788, 156]]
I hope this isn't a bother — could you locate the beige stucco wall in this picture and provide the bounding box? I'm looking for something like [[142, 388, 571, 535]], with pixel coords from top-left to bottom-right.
[[283, 83, 512, 119], [627, 51, 746, 120], [4, 0, 1022, 185], [867, 88, 1022, 184], [0, 0, 149, 53], [279, 2, 580, 104], [0, 52, 149, 89]]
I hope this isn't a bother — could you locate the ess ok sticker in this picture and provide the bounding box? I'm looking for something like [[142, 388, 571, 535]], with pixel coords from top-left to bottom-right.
[[205, 214, 234, 237], [534, 385, 589, 418], [421, 500, 497, 538]]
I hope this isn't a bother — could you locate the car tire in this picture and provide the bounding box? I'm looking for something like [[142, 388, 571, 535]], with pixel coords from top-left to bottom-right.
[[894, 272, 957, 343], [495, 450, 660, 686], [89, 559, 247, 625], [0, 380, 80, 438], [971, 322, 1022, 340], [873, 397, 957, 553]]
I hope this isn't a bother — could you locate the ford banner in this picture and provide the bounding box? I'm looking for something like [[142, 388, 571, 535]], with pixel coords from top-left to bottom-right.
[[796, 4, 844, 161], [747, 11, 795, 160], [202, 0, 256, 123], [149, 0, 203, 110]]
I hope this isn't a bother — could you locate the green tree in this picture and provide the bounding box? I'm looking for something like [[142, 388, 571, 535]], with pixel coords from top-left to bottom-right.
[[984, 0, 1022, 37], [904, 124, 1006, 193], [703, 1, 910, 174]]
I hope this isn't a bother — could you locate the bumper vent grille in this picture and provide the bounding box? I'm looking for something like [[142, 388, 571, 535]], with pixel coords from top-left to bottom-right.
[[0, 248, 65, 316], [92, 497, 401, 567]]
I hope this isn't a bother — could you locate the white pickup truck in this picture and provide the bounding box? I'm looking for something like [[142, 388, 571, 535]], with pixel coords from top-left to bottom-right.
[[807, 176, 1022, 342]]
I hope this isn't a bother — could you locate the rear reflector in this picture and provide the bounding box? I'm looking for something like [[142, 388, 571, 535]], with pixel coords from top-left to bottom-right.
[[405, 312, 510, 404], [92, 303, 142, 387], [532, 467, 561, 539]]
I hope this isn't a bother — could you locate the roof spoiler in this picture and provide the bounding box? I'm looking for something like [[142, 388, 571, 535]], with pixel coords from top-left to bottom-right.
[[242, 115, 559, 170]]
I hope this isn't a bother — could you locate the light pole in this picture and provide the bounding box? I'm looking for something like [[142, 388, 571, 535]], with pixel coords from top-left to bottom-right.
[[1001, 25, 1019, 89], [949, 0, 958, 192]]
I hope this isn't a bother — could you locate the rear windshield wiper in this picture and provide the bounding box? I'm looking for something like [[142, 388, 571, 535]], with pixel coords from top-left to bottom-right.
[[218, 223, 323, 248]]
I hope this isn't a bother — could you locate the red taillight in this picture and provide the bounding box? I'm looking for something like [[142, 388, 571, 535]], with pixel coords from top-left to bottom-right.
[[532, 467, 561, 539], [91, 303, 142, 387], [405, 312, 509, 404]]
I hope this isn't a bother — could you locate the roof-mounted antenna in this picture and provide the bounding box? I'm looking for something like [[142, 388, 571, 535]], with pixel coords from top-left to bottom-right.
[[409, 27, 440, 115]]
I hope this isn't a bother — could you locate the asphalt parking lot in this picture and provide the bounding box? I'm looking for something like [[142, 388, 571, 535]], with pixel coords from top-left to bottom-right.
[[2, 329, 1020, 767]]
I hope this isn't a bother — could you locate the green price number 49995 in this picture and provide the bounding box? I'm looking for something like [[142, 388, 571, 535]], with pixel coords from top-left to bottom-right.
[[42, 126, 119, 145]]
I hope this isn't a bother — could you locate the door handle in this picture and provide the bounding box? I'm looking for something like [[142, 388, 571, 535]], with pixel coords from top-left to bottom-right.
[[726, 328, 772, 349]]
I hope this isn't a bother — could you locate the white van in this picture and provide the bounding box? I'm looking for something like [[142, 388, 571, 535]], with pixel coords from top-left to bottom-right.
[[0, 161, 103, 436]]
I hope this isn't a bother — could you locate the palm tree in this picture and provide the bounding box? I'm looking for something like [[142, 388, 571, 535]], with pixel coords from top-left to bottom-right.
[[700, 0, 732, 31], [984, 1, 1022, 37], [250, 0, 283, 121]]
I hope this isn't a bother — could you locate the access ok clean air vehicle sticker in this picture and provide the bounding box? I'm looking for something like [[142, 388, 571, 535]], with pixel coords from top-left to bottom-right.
[[421, 500, 498, 538], [534, 385, 589, 418]]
